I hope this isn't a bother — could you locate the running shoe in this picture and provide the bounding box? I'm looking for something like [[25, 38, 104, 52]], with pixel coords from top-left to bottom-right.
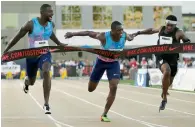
[[23, 76, 29, 94], [159, 100, 167, 112], [43, 104, 51, 114], [101, 115, 111, 122]]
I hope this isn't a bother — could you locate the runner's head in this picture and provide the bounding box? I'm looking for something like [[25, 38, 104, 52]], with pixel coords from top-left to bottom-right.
[[40, 4, 53, 22], [165, 15, 177, 33], [111, 21, 124, 38]]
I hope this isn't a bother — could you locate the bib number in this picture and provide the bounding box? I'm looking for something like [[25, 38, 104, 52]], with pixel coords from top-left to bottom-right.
[[34, 40, 49, 48], [159, 36, 172, 45]]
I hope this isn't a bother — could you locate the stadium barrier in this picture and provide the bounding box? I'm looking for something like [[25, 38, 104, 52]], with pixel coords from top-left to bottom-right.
[[1, 65, 21, 79], [135, 68, 195, 91], [1, 64, 93, 79], [2, 64, 194, 91]]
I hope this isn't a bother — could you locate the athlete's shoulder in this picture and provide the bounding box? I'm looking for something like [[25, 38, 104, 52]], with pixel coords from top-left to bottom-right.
[[27, 20, 33, 25], [175, 27, 183, 32], [174, 27, 183, 37], [100, 32, 106, 39], [101, 32, 106, 35], [175, 28, 185, 36], [160, 26, 165, 30], [30, 17, 39, 24], [158, 26, 165, 35], [97, 32, 106, 45], [22, 20, 33, 31], [105, 31, 111, 37]]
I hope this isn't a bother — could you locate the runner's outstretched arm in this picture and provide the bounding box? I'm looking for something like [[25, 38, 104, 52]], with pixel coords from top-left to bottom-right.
[[64, 31, 105, 45], [4, 21, 32, 53], [132, 27, 162, 37]]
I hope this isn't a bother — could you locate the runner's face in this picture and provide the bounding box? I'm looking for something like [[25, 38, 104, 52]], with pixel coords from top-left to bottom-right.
[[42, 7, 53, 22], [165, 23, 176, 33], [112, 25, 124, 38]]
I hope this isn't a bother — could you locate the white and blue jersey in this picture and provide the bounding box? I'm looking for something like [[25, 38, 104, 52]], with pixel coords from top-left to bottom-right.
[[26, 17, 53, 78], [28, 17, 53, 48]]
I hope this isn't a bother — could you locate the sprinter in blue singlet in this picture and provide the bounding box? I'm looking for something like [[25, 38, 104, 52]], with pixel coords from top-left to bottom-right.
[[65, 21, 134, 122], [3, 4, 67, 114]]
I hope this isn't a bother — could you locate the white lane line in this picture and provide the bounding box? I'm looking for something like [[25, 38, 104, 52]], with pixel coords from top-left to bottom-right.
[[52, 87, 168, 127], [1, 116, 104, 119], [122, 84, 195, 95], [51, 80, 195, 116], [19, 82, 74, 127], [55, 123, 62, 127], [1, 116, 46, 119], [116, 88, 195, 104], [140, 115, 192, 118], [54, 80, 195, 104], [99, 92, 195, 116]]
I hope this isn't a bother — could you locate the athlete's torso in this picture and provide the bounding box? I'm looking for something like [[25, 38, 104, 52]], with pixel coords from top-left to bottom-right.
[[28, 17, 53, 48], [98, 31, 126, 62], [157, 26, 180, 61]]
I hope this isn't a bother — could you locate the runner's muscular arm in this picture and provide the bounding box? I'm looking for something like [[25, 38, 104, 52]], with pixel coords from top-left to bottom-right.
[[132, 27, 162, 37], [3, 21, 32, 53], [64, 31, 106, 45], [176, 30, 191, 43], [50, 22, 68, 46]]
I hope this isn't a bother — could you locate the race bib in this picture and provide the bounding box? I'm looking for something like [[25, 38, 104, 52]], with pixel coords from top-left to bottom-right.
[[159, 36, 172, 45], [34, 40, 49, 48]]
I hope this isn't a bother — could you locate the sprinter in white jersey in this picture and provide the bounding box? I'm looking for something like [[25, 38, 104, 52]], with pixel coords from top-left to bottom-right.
[[3, 4, 67, 114]]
